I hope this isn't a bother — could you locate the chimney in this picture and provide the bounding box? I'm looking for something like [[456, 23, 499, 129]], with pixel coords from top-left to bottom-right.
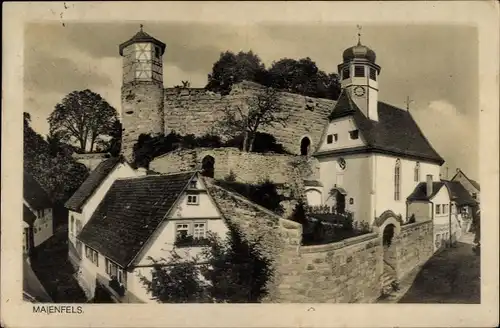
[[426, 174, 433, 197], [136, 167, 147, 176]]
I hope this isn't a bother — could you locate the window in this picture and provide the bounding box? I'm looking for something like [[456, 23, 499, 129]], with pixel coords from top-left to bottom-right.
[[333, 134, 338, 142], [327, 134, 333, 144], [106, 258, 118, 278], [349, 130, 359, 140], [85, 246, 99, 266], [472, 193, 477, 199], [176, 223, 190, 240], [189, 180, 197, 189], [443, 204, 448, 215], [436, 204, 441, 215], [369, 68, 377, 81], [354, 65, 365, 77], [70, 216, 75, 235], [187, 194, 199, 205], [154, 46, 160, 59], [193, 223, 207, 239], [342, 67, 350, 79], [414, 162, 420, 182], [75, 220, 82, 235], [394, 159, 401, 201]]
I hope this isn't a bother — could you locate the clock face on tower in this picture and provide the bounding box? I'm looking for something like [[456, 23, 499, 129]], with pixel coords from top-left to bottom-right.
[[353, 86, 366, 97]]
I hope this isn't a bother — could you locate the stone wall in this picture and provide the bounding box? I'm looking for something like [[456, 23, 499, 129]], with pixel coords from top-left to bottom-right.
[[122, 82, 165, 162], [163, 81, 336, 155], [272, 231, 383, 303], [394, 220, 434, 280], [149, 147, 320, 186]]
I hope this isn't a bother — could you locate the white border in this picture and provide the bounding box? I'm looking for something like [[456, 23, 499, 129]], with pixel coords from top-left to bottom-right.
[[2, 1, 499, 327]]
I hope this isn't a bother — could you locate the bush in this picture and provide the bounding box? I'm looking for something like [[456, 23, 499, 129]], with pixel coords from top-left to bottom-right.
[[224, 170, 237, 182], [224, 132, 291, 154]]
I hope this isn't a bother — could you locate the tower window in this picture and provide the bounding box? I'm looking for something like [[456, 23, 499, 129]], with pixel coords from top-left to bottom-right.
[[154, 46, 160, 59], [342, 67, 350, 80], [354, 66, 365, 77], [349, 130, 359, 140], [370, 68, 377, 81]]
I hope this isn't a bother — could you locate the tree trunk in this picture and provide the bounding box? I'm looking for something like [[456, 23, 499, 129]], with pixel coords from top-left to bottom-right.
[[242, 131, 249, 152], [248, 133, 256, 153]]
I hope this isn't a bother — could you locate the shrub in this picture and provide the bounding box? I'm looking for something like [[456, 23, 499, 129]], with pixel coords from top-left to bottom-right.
[[224, 132, 291, 154], [224, 170, 237, 182], [408, 214, 416, 224]]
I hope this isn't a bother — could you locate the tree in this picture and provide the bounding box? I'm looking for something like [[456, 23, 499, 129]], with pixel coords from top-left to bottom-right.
[[268, 57, 341, 100], [48, 89, 118, 152], [24, 112, 89, 203], [142, 225, 272, 303], [206, 51, 268, 94], [216, 86, 290, 152]]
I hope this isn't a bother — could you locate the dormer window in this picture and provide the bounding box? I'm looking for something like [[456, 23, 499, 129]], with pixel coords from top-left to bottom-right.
[[370, 68, 377, 81], [354, 66, 365, 77], [349, 130, 359, 140], [342, 67, 350, 80]]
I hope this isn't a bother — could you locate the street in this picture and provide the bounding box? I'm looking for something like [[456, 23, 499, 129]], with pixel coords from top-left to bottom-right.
[[379, 233, 480, 303]]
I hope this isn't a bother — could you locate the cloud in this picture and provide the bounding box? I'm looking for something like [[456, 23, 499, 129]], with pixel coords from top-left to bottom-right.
[[412, 100, 478, 179]]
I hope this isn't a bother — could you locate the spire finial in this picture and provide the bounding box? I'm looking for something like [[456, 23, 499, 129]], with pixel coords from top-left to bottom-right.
[[356, 24, 362, 45], [405, 95, 414, 111], [140, 24, 144, 32]]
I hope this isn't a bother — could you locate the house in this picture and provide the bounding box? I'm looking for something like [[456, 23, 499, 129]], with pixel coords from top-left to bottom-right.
[[451, 168, 480, 203], [23, 173, 54, 254], [72, 171, 229, 303], [406, 175, 465, 252], [442, 179, 478, 233], [65, 156, 138, 265], [311, 40, 444, 224]]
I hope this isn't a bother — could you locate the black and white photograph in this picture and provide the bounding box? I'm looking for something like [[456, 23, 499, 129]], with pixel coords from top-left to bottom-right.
[[2, 1, 498, 327]]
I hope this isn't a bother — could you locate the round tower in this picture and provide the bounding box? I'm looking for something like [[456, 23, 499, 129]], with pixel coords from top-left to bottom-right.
[[119, 25, 166, 163]]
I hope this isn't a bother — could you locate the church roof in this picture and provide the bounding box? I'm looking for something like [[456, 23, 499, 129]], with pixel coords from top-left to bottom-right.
[[342, 42, 377, 63], [119, 28, 166, 56], [77, 172, 196, 268], [318, 90, 444, 164]]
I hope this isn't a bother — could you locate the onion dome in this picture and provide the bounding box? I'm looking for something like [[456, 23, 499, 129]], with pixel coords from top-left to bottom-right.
[[119, 25, 166, 56], [342, 41, 376, 63]]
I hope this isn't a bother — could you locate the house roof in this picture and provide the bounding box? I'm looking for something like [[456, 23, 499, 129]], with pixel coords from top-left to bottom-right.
[[319, 90, 444, 164], [77, 172, 196, 268], [23, 173, 52, 210], [65, 156, 124, 212], [407, 181, 445, 202], [119, 29, 166, 56], [451, 169, 480, 191], [23, 204, 36, 225], [442, 180, 478, 206]]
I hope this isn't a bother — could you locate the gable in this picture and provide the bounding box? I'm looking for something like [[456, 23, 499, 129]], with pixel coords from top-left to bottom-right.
[[452, 171, 480, 193], [317, 116, 367, 153], [77, 172, 195, 267]]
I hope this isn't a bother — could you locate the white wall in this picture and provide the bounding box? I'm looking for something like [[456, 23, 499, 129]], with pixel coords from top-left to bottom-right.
[[32, 208, 53, 247], [127, 177, 229, 302], [374, 154, 441, 219], [431, 184, 452, 251], [318, 153, 372, 223], [305, 187, 323, 206], [68, 211, 84, 248], [407, 201, 431, 222], [318, 117, 366, 152], [81, 163, 137, 226]]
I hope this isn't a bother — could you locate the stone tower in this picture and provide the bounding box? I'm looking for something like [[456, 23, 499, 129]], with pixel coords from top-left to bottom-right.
[[119, 26, 166, 162], [337, 35, 381, 121]]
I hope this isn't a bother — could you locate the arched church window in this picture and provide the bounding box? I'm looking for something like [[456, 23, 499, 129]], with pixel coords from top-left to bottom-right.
[[394, 159, 401, 201], [300, 137, 311, 156], [201, 155, 215, 178], [414, 162, 420, 182]]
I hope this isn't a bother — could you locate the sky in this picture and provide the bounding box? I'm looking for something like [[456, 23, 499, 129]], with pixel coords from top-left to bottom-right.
[[24, 22, 479, 180]]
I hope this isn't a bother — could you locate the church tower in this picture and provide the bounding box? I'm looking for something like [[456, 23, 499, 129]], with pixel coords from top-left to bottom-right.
[[119, 25, 166, 163], [337, 33, 381, 121]]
